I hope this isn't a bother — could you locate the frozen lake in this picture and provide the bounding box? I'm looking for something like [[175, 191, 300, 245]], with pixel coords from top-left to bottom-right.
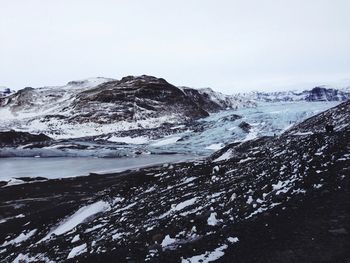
[[0, 154, 197, 181]]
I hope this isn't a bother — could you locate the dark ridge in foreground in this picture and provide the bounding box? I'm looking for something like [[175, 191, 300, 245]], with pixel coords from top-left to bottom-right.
[[0, 101, 349, 262]]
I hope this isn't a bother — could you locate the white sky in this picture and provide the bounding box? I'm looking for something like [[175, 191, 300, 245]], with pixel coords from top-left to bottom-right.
[[1, 0, 350, 93]]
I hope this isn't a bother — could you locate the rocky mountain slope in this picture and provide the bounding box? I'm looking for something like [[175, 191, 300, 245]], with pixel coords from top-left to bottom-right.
[[181, 87, 255, 112], [0, 100, 348, 262], [72, 76, 209, 124], [0, 75, 254, 139], [241, 86, 350, 102], [0, 130, 51, 147]]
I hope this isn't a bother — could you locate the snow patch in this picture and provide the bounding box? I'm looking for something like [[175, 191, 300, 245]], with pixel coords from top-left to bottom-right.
[[205, 143, 224, 150], [227, 237, 239, 243], [293, 131, 313, 136], [41, 201, 110, 241], [67, 243, 87, 259], [174, 198, 197, 211], [108, 136, 149, 145], [159, 198, 197, 219], [181, 244, 228, 263], [151, 136, 182, 147], [213, 149, 234, 162], [207, 212, 219, 226], [71, 234, 80, 243], [1, 229, 36, 247], [3, 178, 25, 187], [112, 232, 123, 240], [161, 235, 176, 247]]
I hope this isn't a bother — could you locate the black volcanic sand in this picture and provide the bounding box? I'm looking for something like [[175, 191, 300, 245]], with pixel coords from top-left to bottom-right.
[[0, 129, 349, 262], [217, 177, 350, 263], [0, 161, 349, 263]]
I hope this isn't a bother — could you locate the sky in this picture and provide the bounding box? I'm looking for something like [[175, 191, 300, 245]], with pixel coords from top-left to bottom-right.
[[1, 0, 350, 94]]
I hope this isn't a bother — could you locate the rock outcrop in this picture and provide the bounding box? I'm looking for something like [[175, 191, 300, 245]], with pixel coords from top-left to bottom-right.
[[0, 131, 51, 147], [305, 86, 350, 101]]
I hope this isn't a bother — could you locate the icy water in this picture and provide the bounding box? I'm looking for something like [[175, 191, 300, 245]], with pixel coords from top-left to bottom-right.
[[0, 154, 197, 181]]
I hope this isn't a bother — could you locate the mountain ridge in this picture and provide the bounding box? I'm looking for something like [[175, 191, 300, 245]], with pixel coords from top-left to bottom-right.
[[0, 75, 254, 139], [239, 86, 350, 102]]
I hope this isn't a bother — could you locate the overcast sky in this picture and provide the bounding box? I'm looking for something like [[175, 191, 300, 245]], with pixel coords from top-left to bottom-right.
[[1, 0, 350, 93]]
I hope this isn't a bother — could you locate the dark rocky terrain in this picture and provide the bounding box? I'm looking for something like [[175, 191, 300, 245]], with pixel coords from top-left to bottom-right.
[[72, 76, 210, 124], [0, 131, 51, 147], [0, 101, 349, 262], [238, 121, 252, 133]]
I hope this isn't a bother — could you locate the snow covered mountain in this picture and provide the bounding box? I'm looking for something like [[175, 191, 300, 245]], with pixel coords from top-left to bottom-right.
[[0, 100, 349, 262], [0, 87, 14, 98], [0, 75, 254, 139], [181, 87, 256, 112], [240, 86, 350, 102], [0, 76, 345, 159]]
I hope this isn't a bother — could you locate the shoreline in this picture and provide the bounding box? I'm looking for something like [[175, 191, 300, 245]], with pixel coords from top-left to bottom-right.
[[0, 154, 201, 185]]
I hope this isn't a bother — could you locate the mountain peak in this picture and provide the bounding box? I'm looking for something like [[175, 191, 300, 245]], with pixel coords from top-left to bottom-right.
[[0, 75, 254, 138], [119, 75, 168, 84]]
